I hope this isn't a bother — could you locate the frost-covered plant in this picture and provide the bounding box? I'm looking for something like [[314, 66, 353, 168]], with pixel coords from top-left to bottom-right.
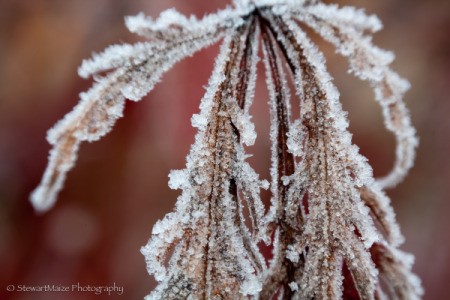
[[31, 0, 423, 299]]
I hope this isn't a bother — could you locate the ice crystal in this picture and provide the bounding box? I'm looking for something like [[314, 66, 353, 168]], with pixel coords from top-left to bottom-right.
[[31, 0, 422, 299]]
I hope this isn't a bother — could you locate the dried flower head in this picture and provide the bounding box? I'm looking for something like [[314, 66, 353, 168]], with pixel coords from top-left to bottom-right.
[[31, 0, 422, 299]]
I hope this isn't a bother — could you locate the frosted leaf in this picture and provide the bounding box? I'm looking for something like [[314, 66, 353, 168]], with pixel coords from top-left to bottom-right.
[[118, 34, 225, 101], [300, 3, 382, 33], [125, 7, 244, 40], [234, 147, 269, 240], [128, 10, 192, 33], [142, 20, 267, 299], [258, 9, 421, 299], [371, 243, 424, 300], [30, 71, 125, 212], [78, 43, 149, 78], [359, 185, 404, 246], [30, 139, 81, 212], [30, 9, 229, 212], [260, 18, 304, 298], [294, 3, 418, 188]]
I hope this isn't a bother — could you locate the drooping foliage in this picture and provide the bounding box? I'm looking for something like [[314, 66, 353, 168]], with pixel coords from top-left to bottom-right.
[[31, 1, 422, 299]]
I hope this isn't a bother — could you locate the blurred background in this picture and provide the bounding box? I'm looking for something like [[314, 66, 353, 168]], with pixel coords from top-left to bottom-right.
[[0, 0, 449, 299]]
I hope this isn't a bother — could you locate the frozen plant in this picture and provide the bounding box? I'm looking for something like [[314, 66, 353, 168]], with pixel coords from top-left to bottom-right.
[[31, 0, 423, 299]]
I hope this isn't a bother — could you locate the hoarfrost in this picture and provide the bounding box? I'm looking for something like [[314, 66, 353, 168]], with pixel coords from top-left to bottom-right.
[[31, 1, 422, 299], [288, 281, 299, 292], [30, 7, 233, 212], [168, 169, 189, 190], [292, 3, 418, 189], [258, 5, 421, 299], [141, 18, 267, 299]]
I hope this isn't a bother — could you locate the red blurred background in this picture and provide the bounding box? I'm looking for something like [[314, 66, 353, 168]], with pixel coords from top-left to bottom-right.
[[0, 0, 449, 299]]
